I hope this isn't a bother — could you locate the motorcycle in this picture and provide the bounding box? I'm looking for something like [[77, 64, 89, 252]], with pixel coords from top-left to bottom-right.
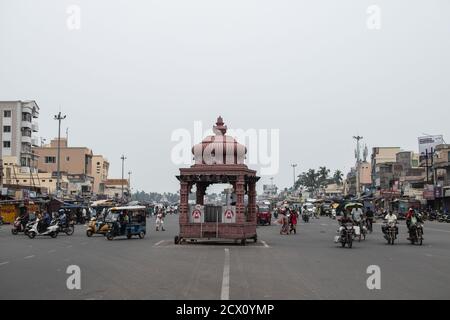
[[27, 218, 60, 239], [57, 218, 75, 236], [11, 217, 30, 235], [302, 212, 310, 223], [409, 223, 424, 246], [335, 223, 354, 248], [383, 221, 398, 245]]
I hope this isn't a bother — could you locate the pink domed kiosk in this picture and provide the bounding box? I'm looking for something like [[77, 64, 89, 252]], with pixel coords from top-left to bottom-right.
[[175, 116, 260, 245]]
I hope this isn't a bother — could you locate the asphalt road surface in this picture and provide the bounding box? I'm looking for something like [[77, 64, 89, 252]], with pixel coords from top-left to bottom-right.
[[1, 215, 450, 300]]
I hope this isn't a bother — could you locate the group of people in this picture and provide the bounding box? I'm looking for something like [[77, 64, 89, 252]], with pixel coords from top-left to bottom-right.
[[339, 206, 424, 241], [278, 206, 299, 235]]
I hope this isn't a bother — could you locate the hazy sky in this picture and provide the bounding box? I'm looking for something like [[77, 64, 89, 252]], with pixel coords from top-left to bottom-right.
[[1, 0, 450, 193]]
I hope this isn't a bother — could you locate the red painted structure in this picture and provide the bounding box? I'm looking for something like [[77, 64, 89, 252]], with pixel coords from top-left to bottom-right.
[[175, 116, 260, 245]]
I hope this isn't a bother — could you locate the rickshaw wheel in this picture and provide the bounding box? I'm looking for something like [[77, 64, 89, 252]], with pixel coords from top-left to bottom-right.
[[106, 233, 114, 241], [86, 230, 93, 237], [138, 231, 145, 239], [241, 239, 246, 246], [174, 235, 180, 244], [127, 234, 132, 239]]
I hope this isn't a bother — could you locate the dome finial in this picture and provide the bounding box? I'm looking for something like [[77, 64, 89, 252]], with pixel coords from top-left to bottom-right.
[[213, 116, 227, 135]]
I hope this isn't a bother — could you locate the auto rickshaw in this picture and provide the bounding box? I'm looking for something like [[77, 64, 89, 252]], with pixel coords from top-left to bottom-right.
[[86, 216, 110, 237], [105, 206, 147, 241]]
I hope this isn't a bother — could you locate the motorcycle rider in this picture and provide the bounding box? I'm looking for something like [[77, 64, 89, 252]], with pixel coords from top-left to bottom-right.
[[40, 210, 52, 233], [338, 209, 354, 237], [382, 211, 398, 237], [59, 209, 67, 228], [406, 209, 423, 240], [365, 207, 374, 232]]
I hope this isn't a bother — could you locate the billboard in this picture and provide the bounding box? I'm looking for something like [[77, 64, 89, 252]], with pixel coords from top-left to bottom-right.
[[418, 135, 444, 156]]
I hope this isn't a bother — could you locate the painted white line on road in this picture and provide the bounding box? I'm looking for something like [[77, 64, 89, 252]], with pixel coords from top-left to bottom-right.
[[261, 240, 270, 248], [221, 248, 230, 301], [24, 255, 35, 259], [154, 240, 166, 247], [0, 261, 10, 266], [48, 250, 56, 253]]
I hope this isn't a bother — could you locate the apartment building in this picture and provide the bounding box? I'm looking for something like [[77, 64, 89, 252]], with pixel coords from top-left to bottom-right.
[[33, 138, 94, 195], [0, 100, 40, 172], [92, 155, 110, 194], [104, 179, 130, 200]]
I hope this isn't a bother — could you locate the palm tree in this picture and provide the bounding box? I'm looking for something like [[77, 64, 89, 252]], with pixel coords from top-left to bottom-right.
[[333, 170, 344, 185]]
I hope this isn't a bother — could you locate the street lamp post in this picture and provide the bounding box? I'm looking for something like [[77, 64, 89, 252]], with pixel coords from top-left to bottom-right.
[[54, 112, 66, 195], [353, 135, 363, 197], [291, 164, 297, 189], [121, 154, 127, 202], [128, 171, 132, 195]]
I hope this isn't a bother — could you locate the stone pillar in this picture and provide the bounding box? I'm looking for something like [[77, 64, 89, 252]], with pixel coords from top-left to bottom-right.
[[196, 182, 206, 205], [180, 181, 190, 224], [248, 181, 257, 224], [235, 175, 246, 224]]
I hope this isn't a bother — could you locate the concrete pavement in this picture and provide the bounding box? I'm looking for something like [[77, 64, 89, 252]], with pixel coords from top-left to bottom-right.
[[1, 215, 450, 299]]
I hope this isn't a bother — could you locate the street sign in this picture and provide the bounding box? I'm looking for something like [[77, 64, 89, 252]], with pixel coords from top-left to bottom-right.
[[222, 206, 236, 223], [190, 205, 204, 223]]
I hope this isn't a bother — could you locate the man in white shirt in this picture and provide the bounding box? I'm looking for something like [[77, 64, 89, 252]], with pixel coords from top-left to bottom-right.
[[382, 211, 398, 236]]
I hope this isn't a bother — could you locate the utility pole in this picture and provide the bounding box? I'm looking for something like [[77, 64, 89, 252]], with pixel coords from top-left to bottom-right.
[[54, 112, 66, 195], [353, 136, 364, 197], [128, 171, 132, 195], [291, 164, 297, 189], [121, 154, 127, 202]]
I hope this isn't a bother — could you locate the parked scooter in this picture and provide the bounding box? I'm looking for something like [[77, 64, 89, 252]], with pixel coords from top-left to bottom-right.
[[27, 218, 59, 239]]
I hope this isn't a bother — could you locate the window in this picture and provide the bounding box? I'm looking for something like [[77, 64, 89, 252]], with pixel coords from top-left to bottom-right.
[[4, 110, 11, 118], [66, 156, 70, 161], [3, 126, 11, 133], [3, 141, 11, 148], [97, 162, 101, 165], [21, 112, 32, 122], [42, 180, 46, 182], [45, 156, 56, 163], [49, 179, 53, 182]]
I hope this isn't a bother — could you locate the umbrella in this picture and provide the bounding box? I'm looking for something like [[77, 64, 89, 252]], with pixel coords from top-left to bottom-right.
[[345, 203, 363, 210]]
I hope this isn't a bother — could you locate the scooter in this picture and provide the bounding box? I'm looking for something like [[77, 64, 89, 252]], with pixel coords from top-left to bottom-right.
[[27, 218, 60, 239], [11, 217, 29, 235]]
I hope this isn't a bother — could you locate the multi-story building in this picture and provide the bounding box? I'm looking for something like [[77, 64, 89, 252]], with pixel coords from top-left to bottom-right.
[[345, 161, 372, 195], [33, 138, 94, 195], [433, 144, 450, 209], [92, 155, 109, 194], [103, 179, 130, 200], [0, 100, 40, 174], [371, 147, 401, 190]]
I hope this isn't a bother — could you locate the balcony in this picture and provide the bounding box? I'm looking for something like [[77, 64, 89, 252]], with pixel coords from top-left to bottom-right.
[[21, 135, 32, 144], [31, 137, 39, 147], [21, 120, 32, 129], [32, 122, 39, 132]]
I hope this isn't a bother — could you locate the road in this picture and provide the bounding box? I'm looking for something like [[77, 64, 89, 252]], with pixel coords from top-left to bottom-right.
[[1, 215, 450, 300]]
